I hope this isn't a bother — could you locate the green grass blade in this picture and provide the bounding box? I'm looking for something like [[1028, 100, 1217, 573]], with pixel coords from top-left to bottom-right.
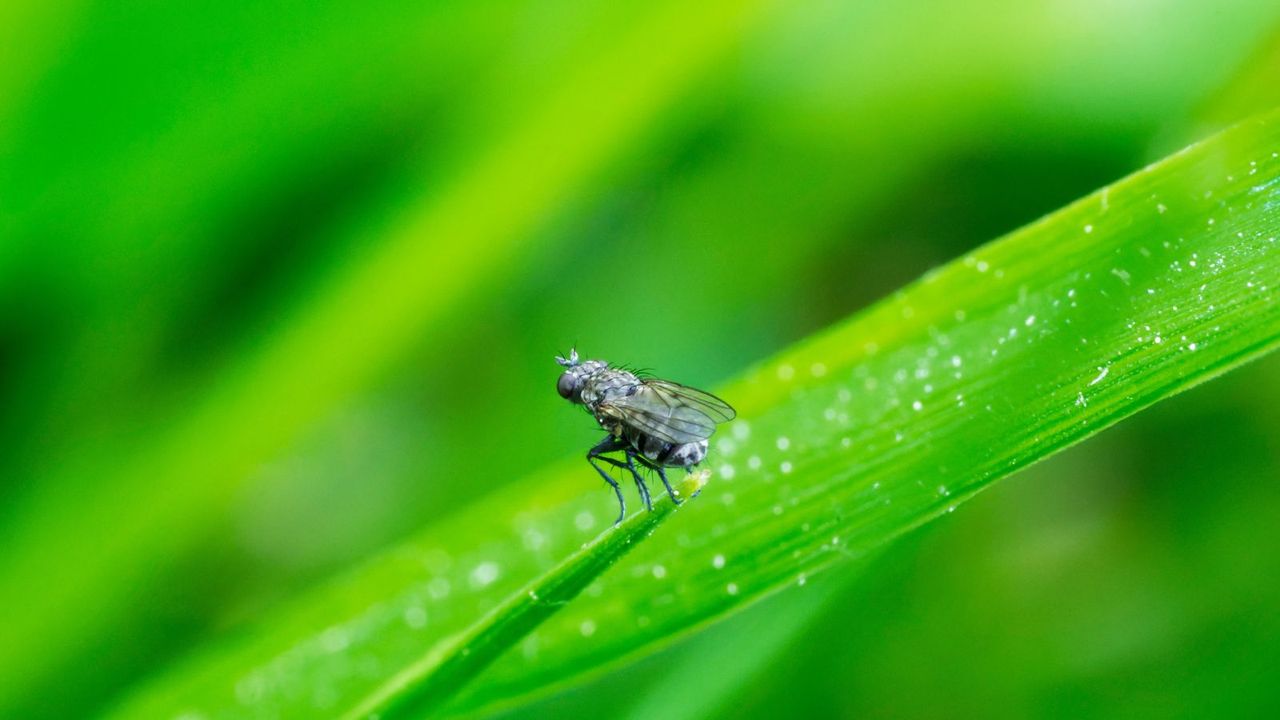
[[343, 473, 704, 720], [108, 110, 1280, 719]]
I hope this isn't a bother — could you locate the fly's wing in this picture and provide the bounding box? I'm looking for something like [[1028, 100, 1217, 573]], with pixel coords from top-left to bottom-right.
[[599, 379, 736, 445], [643, 379, 736, 422]]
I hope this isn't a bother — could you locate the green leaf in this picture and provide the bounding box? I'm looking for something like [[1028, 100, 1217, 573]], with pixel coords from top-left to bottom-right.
[[341, 472, 705, 720], [108, 111, 1280, 719]]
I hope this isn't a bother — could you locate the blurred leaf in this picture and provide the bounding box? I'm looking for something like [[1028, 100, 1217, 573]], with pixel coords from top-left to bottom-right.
[[616, 567, 850, 720], [107, 111, 1280, 718], [1193, 26, 1280, 133], [0, 0, 776, 714]]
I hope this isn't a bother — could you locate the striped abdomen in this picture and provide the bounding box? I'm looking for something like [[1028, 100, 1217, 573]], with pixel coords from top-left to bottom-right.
[[627, 429, 708, 468]]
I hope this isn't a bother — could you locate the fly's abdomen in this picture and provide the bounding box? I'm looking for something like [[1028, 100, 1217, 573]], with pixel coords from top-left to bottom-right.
[[665, 440, 708, 467], [631, 431, 708, 468]]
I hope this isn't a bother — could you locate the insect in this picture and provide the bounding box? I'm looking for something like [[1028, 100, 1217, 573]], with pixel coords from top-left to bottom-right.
[[555, 349, 736, 525]]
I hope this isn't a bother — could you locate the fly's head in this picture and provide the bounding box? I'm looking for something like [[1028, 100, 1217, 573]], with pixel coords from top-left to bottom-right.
[[555, 349, 607, 405]]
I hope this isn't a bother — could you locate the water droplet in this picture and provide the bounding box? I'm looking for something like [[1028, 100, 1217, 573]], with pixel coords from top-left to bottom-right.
[[776, 436, 791, 451], [777, 364, 795, 381], [522, 528, 546, 552], [469, 561, 501, 589], [403, 606, 428, 629], [651, 565, 667, 580], [912, 400, 923, 411], [579, 619, 597, 637], [575, 511, 596, 531], [712, 554, 726, 569], [780, 461, 793, 474], [726, 582, 740, 596], [747, 455, 762, 470], [427, 577, 451, 600]]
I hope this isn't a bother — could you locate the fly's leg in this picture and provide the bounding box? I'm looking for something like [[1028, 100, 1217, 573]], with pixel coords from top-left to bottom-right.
[[655, 464, 681, 506], [597, 454, 651, 513], [587, 436, 629, 525], [623, 450, 653, 512], [635, 455, 682, 506], [586, 457, 625, 526]]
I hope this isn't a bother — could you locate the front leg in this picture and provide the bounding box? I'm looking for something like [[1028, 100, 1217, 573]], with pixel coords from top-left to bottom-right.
[[587, 435, 630, 525], [595, 454, 652, 513]]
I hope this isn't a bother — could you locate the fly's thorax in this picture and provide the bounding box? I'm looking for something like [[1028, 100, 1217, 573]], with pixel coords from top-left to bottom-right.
[[581, 367, 640, 409]]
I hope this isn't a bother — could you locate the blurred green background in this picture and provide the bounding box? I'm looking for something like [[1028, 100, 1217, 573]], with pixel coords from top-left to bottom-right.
[[2, 0, 1279, 717]]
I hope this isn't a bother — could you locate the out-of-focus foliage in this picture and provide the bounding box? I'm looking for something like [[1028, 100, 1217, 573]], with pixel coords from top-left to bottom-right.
[[1, 0, 1278, 717]]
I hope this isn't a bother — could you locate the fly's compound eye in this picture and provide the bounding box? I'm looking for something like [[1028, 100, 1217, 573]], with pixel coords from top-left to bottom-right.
[[557, 372, 580, 401]]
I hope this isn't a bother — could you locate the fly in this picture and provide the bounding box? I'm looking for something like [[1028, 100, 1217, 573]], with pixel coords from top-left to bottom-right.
[[555, 349, 736, 525]]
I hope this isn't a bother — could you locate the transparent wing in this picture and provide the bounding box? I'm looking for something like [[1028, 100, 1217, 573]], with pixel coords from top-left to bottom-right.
[[642, 379, 736, 422], [600, 379, 736, 444]]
